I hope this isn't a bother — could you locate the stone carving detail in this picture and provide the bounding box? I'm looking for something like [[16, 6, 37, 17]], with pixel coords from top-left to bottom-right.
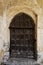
[[4, 0, 39, 11]]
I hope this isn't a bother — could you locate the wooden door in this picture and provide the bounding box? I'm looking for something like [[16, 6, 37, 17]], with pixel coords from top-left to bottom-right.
[[9, 13, 37, 60]]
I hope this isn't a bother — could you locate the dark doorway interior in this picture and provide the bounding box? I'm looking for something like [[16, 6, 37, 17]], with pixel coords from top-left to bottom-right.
[[9, 12, 37, 60]]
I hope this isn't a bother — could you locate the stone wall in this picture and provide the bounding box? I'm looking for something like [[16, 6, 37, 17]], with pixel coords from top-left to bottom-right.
[[0, 0, 43, 64]]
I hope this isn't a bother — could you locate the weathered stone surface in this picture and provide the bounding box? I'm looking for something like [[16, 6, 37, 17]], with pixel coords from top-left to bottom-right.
[[2, 58, 40, 65], [0, 0, 43, 64]]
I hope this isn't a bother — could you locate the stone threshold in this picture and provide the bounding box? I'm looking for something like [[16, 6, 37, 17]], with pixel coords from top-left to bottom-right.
[[1, 58, 40, 65]]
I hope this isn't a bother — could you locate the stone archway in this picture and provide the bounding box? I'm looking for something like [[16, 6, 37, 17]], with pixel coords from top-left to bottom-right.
[[9, 12, 37, 60]]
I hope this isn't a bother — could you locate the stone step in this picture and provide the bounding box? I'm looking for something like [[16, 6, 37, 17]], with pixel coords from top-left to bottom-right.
[[1, 62, 40, 65], [1, 58, 40, 65]]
